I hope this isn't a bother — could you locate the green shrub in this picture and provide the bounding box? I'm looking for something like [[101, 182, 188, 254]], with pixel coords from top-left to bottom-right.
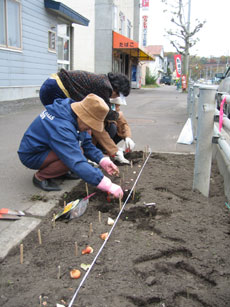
[[145, 68, 157, 85]]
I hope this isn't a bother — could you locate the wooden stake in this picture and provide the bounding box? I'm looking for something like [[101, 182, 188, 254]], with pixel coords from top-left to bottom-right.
[[57, 265, 61, 279], [142, 151, 145, 161], [75, 242, 78, 256], [38, 229, 42, 245], [145, 146, 148, 158], [52, 214, 56, 228], [39, 295, 42, 306], [119, 195, 122, 211], [89, 222, 93, 237], [20, 243, 23, 264], [130, 160, 133, 168], [85, 183, 89, 196], [98, 211, 101, 224], [132, 186, 136, 201]]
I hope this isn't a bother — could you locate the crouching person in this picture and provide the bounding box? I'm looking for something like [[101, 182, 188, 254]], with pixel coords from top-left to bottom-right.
[[92, 95, 135, 164], [17, 94, 123, 199]]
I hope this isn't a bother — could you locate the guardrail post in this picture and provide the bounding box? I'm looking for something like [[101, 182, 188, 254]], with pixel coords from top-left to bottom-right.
[[191, 84, 199, 141], [187, 82, 193, 117], [193, 85, 217, 197]]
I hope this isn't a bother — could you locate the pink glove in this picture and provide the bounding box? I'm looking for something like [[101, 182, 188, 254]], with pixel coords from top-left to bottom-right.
[[99, 157, 119, 176], [97, 176, 123, 199]]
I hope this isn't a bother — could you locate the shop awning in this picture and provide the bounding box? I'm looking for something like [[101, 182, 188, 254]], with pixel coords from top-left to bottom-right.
[[44, 0, 89, 26], [113, 31, 154, 61]]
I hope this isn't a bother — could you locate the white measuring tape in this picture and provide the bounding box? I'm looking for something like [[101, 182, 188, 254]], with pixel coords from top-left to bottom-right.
[[68, 149, 152, 307]]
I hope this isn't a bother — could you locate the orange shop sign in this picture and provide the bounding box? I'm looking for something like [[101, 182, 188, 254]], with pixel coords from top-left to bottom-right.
[[113, 31, 138, 49]]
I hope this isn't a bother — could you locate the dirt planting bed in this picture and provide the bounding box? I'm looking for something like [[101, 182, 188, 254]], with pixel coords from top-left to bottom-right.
[[0, 152, 230, 307]]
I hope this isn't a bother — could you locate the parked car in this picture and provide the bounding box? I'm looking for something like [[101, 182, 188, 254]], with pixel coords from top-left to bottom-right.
[[216, 66, 230, 117], [214, 72, 224, 84], [160, 75, 172, 85]]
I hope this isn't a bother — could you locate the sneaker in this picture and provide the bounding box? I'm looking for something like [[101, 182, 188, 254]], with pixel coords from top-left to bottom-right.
[[33, 175, 61, 191]]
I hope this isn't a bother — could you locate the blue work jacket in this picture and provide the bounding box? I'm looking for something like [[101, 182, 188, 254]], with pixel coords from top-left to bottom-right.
[[18, 98, 104, 186]]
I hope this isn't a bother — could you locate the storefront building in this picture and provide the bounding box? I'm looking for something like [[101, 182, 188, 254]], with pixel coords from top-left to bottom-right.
[[0, 0, 89, 101], [62, 0, 153, 87], [113, 31, 153, 88]]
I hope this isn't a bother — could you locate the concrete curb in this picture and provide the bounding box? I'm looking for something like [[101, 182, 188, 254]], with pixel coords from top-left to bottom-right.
[[0, 217, 41, 261], [0, 181, 77, 262]]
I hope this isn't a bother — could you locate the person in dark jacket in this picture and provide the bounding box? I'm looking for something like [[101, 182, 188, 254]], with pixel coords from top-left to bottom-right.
[[39, 69, 131, 163], [18, 94, 123, 198]]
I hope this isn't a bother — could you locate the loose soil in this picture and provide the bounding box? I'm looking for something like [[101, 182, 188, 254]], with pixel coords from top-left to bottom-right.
[[0, 152, 230, 307]]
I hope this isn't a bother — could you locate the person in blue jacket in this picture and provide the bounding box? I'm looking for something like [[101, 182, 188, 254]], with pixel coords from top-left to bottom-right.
[[18, 93, 123, 198], [39, 69, 131, 164]]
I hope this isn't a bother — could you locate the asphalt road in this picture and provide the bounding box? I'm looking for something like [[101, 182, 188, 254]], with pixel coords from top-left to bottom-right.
[[0, 85, 195, 260], [126, 85, 195, 153]]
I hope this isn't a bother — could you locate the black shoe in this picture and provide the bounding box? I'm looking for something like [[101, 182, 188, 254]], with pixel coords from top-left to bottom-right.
[[33, 175, 61, 191], [55, 171, 80, 180]]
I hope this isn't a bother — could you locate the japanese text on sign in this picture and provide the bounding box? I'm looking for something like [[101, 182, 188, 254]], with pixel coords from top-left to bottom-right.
[[142, 15, 148, 29], [142, 0, 149, 9], [119, 42, 135, 48]]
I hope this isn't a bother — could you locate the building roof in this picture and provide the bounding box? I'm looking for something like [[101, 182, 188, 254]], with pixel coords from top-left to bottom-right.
[[44, 0, 89, 26], [145, 45, 164, 56]]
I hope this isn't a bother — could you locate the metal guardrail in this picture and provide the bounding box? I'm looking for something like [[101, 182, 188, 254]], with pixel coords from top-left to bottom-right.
[[188, 83, 230, 199], [213, 124, 230, 163]]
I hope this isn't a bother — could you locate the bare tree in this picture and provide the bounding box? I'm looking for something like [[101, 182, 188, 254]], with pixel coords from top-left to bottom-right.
[[162, 0, 206, 79]]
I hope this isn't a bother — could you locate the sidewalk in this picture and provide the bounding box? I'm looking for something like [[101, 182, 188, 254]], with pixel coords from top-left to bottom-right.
[[0, 86, 195, 261]]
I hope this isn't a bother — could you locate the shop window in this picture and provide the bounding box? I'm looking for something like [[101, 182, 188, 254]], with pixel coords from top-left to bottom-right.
[[119, 11, 125, 35], [48, 30, 56, 52], [113, 5, 118, 32], [57, 24, 70, 70], [0, 0, 22, 50], [127, 19, 131, 38], [113, 58, 119, 73]]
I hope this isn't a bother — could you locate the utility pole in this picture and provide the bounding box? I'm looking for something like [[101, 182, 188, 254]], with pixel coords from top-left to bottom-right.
[[185, 0, 191, 86]]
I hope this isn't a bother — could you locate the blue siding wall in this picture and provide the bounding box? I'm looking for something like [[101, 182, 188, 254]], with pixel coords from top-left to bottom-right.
[[0, 0, 58, 87]]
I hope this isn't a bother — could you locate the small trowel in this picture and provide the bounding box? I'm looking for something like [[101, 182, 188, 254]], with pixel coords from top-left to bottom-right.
[[0, 208, 25, 220]]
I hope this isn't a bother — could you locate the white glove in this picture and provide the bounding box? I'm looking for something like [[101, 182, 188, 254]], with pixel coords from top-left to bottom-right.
[[114, 150, 130, 164], [125, 137, 135, 151]]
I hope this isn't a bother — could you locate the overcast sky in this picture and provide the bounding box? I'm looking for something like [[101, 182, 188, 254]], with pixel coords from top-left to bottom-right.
[[143, 0, 229, 58]]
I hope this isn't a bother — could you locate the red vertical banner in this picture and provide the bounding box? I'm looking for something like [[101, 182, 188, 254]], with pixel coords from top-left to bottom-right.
[[142, 0, 149, 9], [182, 75, 187, 90], [174, 54, 182, 78]]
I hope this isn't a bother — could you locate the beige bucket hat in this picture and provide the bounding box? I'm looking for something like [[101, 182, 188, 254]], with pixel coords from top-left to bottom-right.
[[71, 94, 109, 132]]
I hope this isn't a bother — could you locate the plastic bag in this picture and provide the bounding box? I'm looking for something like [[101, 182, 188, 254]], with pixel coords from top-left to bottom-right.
[[53, 193, 96, 221], [177, 118, 193, 145]]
